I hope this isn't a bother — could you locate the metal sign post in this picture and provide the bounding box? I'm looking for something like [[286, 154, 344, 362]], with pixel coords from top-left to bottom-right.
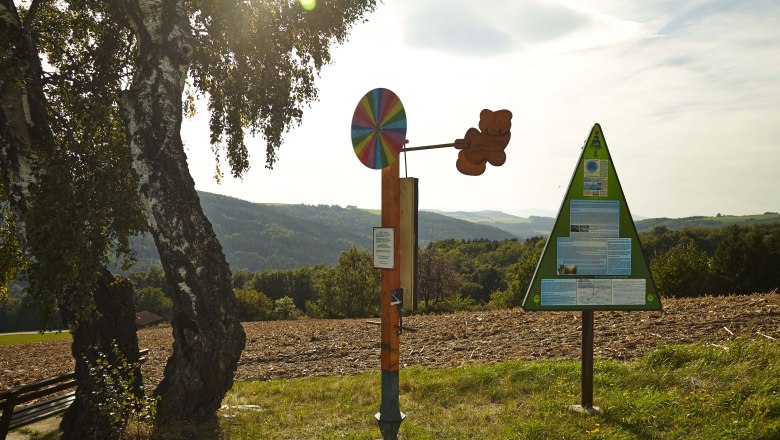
[[577, 310, 596, 412]]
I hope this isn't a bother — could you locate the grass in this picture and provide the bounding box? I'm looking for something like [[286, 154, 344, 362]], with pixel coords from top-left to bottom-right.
[[219, 337, 780, 439], [0, 331, 71, 345]]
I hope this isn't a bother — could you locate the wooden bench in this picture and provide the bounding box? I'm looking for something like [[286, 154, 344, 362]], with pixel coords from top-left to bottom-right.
[[0, 348, 148, 439]]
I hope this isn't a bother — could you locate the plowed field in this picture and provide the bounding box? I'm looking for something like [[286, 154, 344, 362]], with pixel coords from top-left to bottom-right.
[[2, 292, 779, 392]]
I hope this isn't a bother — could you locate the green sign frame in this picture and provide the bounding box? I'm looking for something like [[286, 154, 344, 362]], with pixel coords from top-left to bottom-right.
[[522, 124, 661, 311]]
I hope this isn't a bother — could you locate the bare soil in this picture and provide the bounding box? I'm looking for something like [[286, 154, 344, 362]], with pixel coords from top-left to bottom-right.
[[2, 292, 779, 392]]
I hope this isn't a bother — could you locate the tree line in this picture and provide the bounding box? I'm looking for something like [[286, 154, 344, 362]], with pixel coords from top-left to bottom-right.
[[4, 222, 778, 333], [129, 222, 780, 319]]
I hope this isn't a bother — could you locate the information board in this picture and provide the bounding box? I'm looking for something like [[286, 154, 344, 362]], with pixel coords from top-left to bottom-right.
[[373, 227, 395, 269], [522, 124, 661, 311]]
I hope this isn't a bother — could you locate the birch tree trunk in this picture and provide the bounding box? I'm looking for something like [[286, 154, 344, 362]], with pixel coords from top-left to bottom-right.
[[117, 0, 246, 425], [60, 272, 141, 440]]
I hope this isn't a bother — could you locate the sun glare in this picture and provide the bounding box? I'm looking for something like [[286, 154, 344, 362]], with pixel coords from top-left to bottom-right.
[[299, 0, 316, 12]]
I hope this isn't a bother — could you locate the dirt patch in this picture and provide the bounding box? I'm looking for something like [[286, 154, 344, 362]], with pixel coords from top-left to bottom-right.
[[2, 292, 779, 391]]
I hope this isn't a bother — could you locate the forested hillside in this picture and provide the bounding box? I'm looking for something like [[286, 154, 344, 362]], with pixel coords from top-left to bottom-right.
[[635, 213, 780, 232], [128, 192, 516, 272], [126, 193, 778, 273], [432, 210, 554, 238], [438, 210, 780, 238]]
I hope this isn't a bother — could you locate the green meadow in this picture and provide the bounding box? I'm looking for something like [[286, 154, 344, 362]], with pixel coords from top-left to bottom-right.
[[0, 332, 71, 346], [219, 337, 780, 439]]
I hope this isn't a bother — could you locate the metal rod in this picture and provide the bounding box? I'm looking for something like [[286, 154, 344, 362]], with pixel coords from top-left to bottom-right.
[[581, 310, 594, 409], [403, 150, 408, 178], [401, 143, 456, 152], [403, 140, 409, 178]]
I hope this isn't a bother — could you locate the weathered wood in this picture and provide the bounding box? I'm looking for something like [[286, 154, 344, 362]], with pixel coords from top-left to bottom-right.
[[399, 178, 418, 312], [377, 160, 404, 439], [455, 109, 512, 176], [581, 311, 594, 409], [380, 160, 401, 373]]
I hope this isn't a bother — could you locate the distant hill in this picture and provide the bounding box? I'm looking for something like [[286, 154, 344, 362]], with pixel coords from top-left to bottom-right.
[[634, 213, 780, 232], [125, 193, 778, 273], [433, 210, 780, 238], [432, 210, 555, 239], [128, 192, 516, 272]]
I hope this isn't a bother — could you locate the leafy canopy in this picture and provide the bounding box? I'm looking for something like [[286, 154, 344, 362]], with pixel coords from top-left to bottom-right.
[[186, 0, 378, 176], [7, 0, 377, 324], [2, 0, 143, 326]]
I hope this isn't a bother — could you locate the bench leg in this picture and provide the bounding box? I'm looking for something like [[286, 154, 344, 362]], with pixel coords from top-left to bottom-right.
[[1, 404, 15, 439]]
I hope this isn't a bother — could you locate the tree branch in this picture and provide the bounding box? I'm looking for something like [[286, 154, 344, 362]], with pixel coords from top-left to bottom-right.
[[21, 0, 42, 30]]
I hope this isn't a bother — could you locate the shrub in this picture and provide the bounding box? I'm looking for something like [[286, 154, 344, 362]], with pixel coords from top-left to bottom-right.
[[84, 342, 157, 439], [273, 296, 301, 320], [307, 247, 379, 318], [233, 288, 274, 321], [650, 241, 713, 297], [439, 292, 479, 312]]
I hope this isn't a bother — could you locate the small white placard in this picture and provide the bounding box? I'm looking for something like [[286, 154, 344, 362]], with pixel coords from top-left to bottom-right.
[[373, 227, 395, 269]]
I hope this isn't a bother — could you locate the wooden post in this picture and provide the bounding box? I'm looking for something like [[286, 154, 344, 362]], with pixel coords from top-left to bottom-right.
[[376, 160, 404, 439], [399, 178, 418, 312], [582, 310, 594, 409]]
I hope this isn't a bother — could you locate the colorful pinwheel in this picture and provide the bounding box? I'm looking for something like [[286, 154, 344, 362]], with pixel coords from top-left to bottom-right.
[[351, 88, 407, 169]]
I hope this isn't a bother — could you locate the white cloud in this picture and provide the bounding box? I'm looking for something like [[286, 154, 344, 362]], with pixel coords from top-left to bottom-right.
[[184, 0, 780, 218], [400, 0, 643, 56]]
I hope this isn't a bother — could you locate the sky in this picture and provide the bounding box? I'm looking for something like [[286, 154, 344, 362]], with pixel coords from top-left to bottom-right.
[[183, 0, 780, 219]]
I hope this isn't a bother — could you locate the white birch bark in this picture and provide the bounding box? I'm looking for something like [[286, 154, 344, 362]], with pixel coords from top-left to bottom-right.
[[117, 0, 246, 423]]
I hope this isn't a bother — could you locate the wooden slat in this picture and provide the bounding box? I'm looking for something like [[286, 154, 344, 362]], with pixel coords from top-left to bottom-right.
[[9, 392, 75, 429], [0, 347, 150, 437], [15, 381, 76, 403], [0, 373, 74, 401]]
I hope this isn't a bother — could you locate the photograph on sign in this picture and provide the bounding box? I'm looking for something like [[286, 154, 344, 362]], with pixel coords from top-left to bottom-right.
[[576, 279, 613, 305], [373, 227, 395, 269], [583, 159, 609, 197]]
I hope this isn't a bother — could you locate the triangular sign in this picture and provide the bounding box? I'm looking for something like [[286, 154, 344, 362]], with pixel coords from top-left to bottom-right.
[[522, 124, 661, 311]]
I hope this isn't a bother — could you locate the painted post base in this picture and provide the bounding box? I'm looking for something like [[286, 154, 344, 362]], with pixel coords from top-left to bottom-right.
[[570, 404, 601, 415], [375, 412, 406, 440]]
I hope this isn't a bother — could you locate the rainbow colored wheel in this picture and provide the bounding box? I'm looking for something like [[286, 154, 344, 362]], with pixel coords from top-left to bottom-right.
[[351, 88, 407, 169]]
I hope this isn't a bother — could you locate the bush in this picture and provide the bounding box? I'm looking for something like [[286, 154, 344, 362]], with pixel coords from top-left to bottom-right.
[[243, 267, 318, 311], [650, 241, 713, 297], [233, 288, 275, 321], [274, 296, 301, 320], [307, 247, 379, 318], [439, 292, 479, 312], [84, 342, 157, 439]]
